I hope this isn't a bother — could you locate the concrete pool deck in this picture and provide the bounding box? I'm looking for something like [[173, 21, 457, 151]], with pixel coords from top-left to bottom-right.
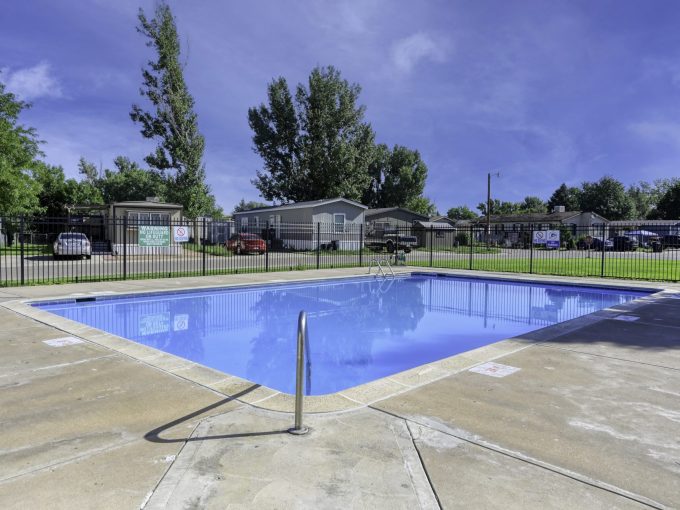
[[0, 268, 678, 509]]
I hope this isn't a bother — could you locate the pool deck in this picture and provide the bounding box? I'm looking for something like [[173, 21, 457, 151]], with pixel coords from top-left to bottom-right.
[[0, 268, 679, 509]]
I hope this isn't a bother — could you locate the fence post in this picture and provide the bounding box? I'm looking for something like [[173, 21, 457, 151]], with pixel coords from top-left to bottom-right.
[[265, 221, 270, 272], [469, 225, 473, 270], [123, 216, 127, 280], [429, 226, 434, 267], [359, 223, 363, 267], [600, 223, 606, 277], [316, 223, 320, 270], [202, 217, 207, 276], [20, 215, 25, 286], [529, 228, 534, 274]]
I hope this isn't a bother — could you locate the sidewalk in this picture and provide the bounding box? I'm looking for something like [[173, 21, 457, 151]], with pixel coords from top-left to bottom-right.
[[0, 269, 678, 509]]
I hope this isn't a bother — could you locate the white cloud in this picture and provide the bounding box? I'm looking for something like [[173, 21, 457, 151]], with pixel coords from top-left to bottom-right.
[[629, 121, 680, 146], [2, 62, 63, 101], [390, 32, 450, 74]]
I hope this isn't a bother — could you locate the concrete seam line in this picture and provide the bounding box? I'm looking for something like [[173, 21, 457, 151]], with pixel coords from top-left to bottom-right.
[[404, 420, 443, 510], [0, 438, 139, 484], [140, 420, 204, 509], [369, 406, 665, 510], [534, 343, 680, 372]]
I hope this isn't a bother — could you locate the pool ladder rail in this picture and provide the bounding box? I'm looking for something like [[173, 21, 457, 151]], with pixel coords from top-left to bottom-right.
[[368, 256, 395, 278], [289, 310, 310, 436]]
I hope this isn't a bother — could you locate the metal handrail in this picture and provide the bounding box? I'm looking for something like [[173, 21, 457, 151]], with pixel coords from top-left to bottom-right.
[[368, 256, 395, 278], [289, 310, 309, 435]]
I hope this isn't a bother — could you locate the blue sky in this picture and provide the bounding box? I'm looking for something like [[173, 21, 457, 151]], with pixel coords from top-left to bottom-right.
[[3, 0, 680, 214]]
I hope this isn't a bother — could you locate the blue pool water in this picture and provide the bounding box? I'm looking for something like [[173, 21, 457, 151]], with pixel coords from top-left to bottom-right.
[[35, 274, 648, 395]]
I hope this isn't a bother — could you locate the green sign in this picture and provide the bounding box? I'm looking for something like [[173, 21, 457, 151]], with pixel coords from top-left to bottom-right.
[[139, 226, 170, 247]]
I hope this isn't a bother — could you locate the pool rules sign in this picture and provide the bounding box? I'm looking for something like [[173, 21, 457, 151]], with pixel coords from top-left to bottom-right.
[[173, 226, 189, 243], [139, 226, 170, 247], [533, 229, 560, 249]]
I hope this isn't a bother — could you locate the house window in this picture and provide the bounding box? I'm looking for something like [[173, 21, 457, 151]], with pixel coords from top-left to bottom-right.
[[436, 230, 445, 238], [150, 213, 170, 225], [241, 217, 248, 231], [127, 211, 170, 227], [334, 213, 346, 233], [253, 217, 259, 229]]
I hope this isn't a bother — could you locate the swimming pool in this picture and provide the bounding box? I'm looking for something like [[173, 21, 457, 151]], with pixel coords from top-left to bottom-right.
[[34, 274, 648, 395]]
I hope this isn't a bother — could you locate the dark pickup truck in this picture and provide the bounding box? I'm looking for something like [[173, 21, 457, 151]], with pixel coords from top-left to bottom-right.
[[365, 233, 418, 253]]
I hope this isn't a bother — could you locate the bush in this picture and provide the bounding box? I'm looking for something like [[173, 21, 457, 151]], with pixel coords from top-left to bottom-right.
[[560, 228, 575, 249], [455, 232, 469, 246]]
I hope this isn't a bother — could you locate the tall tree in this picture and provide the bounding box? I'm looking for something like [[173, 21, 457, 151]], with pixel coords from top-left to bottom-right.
[[447, 205, 478, 220], [233, 199, 270, 214], [477, 199, 521, 216], [579, 176, 635, 220], [364, 144, 430, 211], [98, 156, 167, 203], [405, 196, 438, 216], [518, 196, 546, 213], [547, 183, 581, 211], [654, 181, 680, 219], [33, 162, 104, 216], [249, 66, 375, 203], [130, 2, 217, 218], [0, 79, 43, 215]]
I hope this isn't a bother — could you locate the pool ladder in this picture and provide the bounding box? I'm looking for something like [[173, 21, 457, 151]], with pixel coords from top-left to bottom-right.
[[368, 256, 395, 278], [289, 310, 310, 435]]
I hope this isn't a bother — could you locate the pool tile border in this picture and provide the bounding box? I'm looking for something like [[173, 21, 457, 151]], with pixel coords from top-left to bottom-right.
[[1, 268, 674, 414]]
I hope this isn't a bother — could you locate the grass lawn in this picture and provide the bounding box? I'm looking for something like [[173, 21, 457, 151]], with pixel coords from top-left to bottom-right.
[[0, 244, 52, 255], [408, 256, 680, 281], [182, 243, 234, 257], [415, 245, 501, 254]]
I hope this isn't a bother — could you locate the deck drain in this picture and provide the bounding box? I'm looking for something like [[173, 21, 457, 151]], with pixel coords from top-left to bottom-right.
[[612, 315, 640, 322], [469, 362, 520, 378], [43, 336, 84, 347]]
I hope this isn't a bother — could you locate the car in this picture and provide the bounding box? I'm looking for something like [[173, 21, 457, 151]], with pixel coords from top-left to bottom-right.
[[53, 232, 91, 259], [576, 236, 612, 251], [611, 235, 638, 252], [225, 233, 266, 255], [662, 234, 680, 249]]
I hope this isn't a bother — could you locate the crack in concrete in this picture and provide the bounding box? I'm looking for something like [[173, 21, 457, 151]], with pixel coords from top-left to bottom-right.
[[403, 421, 442, 510], [369, 406, 666, 510], [535, 343, 680, 372]]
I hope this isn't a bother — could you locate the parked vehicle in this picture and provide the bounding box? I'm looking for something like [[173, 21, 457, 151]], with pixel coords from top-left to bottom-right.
[[365, 233, 418, 253], [611, 235, 639, 252], [662, 234, 680, 249], [225, 233, 266, 255], [53, 232, 92, 259], [576, 236, 613, 251]]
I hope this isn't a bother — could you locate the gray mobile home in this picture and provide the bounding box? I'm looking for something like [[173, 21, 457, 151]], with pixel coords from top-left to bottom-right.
[[232, 198, 367, 250], [365, 207, 429, 235]]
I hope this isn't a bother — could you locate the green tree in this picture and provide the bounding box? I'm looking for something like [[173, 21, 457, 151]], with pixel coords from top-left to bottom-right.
[[130, 2, 217, 218], [33, 161, 104, 216], [654, 181, 680, 219], [99, 156, 167, 203], [0, 79, 43, 215], [405, 196, 438, 216], [233, 199, 269, 214], [547, 183, 581, 212], [518, 196, 546, 213], [446, 205, 477, 220], [579, 176, 635, 220], [477, 199, 521, 216], [364, 144, 430, 210], [627, 182, 654, 219], [249, 66, 375, 203]]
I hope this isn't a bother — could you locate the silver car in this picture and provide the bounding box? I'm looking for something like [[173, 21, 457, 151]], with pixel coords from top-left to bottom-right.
[[53, 232, 92, 259]]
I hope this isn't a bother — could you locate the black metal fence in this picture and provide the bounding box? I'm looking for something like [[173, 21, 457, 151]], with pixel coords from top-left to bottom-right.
[[0, 216, 678, 286]]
